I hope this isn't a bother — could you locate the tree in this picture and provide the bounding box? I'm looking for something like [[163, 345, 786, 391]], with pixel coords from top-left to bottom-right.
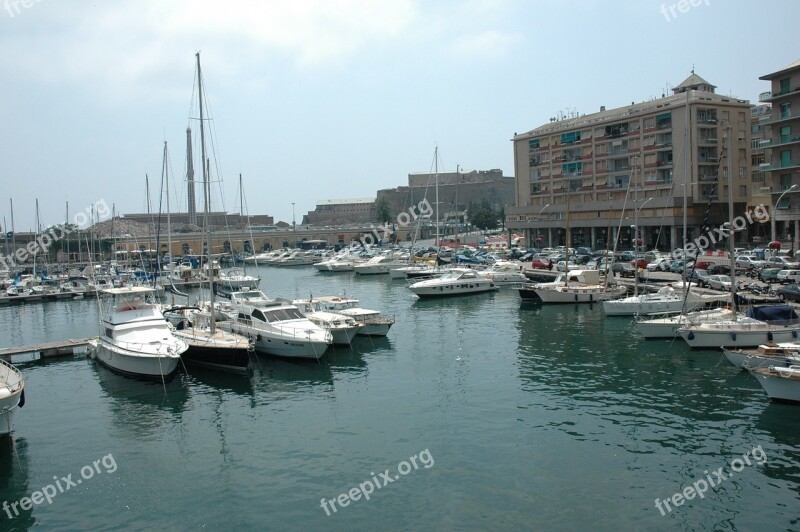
[[374, 196, 392, 224]]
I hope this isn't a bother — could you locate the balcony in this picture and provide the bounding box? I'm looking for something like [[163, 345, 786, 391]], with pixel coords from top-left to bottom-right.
[[759, 111, 794, 125], [698, 137, 718, 145], [759, 135, 800, 148], [761, 159, 800, 171], [697, 117, 718, 125], [759, 87, 800, 102]]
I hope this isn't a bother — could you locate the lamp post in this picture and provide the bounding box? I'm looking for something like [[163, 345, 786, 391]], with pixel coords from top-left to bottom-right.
[[772, 184, 798, 242], [536, 203, 550, 248]]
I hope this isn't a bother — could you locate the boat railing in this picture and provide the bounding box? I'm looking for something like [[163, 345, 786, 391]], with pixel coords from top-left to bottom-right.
[[0, 359, 24, 392]]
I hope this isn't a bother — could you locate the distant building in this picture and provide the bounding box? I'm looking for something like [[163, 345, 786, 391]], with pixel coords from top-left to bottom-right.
[[120, 212, 273, 228], [302, 198, 376, 225], [507, 72, 752, 250], [759, 59, 800, 248], [749, 104, 771, 243]]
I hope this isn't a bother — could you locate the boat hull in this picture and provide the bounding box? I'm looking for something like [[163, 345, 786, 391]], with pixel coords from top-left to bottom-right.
[[179, 342, 251, 374], [750, 368, 800, 403], [722, 348, 795, 369], [411, 284, 497, 297], [90, 340, 181, 380], [602, 298, 703, 317], [531, 286, 626, 304], [678, 327, 800, 348], [221, 323, 330, 359]]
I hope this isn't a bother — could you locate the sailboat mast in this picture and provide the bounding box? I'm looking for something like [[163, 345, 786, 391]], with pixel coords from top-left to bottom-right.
[[434, 146, 440, 248], [727, 129, 737, 319], [196, 52, 215, 333], [9, 199, 15, 262], [564, 192, 571, 283], [163, 141, 172, 271], [34, 199, 39, 277]]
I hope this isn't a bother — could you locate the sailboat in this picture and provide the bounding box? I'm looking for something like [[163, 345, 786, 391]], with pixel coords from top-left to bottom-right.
[[0, 358, 25, 435], [519, 191, 624, 303], [677, 130, 800, 347], [168, 54, 252, 374]]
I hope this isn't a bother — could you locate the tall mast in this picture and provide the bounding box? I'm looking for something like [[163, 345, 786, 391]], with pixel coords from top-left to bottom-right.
[[186, 127, 197, 226], [727, 128, 737, 320], [34, 199, 39, 276], [163, 141, 172, 270], [10, 199, 15, 265], [565, 192, 571, 283], [197, 52, 215, 333], [434, 146, 440, 248]]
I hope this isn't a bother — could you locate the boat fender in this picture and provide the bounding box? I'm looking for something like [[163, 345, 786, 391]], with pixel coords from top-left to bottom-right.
[[730, 332, 737, 341], [18, 389, 25, 408], [257, 334, 262, 342], [688, 331, 695, 340], [768, 332, 774, 342], [794, 330, 798, 339], [575, 294, 578, 302]]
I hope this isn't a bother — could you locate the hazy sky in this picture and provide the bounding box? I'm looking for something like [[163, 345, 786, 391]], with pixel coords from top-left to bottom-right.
[[1, 0, 798, 232]]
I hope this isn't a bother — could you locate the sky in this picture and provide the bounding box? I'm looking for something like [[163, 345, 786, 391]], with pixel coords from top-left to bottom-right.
[[1, 0, 798, 232]]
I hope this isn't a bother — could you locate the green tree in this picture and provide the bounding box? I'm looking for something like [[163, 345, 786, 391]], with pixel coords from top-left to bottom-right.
[[374, 196, 392, 224]]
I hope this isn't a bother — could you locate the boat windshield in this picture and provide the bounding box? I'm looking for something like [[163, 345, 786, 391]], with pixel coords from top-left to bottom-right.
[[262, 307, 306, 322]]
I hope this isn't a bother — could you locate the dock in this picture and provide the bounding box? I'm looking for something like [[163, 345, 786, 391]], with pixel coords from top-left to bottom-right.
[[0, 338, 94, 360]]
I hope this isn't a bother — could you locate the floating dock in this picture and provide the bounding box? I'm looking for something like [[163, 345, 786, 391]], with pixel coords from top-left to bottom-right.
[[0, 338, 93, 360]]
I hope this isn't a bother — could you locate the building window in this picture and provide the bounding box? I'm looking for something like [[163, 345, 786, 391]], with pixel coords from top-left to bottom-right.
[[739, 167, 747, 178], [739, 185, 747, 196]]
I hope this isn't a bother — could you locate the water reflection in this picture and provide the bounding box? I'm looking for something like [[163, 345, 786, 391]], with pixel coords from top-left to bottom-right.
[[0, 437, 35, 530], [92, 362, 189, 439]]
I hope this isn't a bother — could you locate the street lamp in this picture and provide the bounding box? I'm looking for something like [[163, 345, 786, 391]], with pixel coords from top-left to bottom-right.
[[536, 203, 551, 248], [772, 184, 798, 242]]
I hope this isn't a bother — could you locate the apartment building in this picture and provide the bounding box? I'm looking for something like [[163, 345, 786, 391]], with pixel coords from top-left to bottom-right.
[[507, 73, 752, 251], [759, 59, 800, 249]]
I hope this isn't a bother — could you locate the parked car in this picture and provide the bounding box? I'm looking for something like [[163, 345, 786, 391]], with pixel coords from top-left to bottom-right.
[[669, 260, 694, 273], [685, 269, 711, 287], [766, 256, 800, 270], [612, 262, 637, 278], [706, 274, 733, 291], [759, 267, 782, 283], [777, 284, 800, 302], [777, 269, 800, 284], [555, 260, 578, 272], [707, 264, 733, 276], [531, 257, 551, 270], [646, 258, 671, 272], [735, 256, 766, 270]]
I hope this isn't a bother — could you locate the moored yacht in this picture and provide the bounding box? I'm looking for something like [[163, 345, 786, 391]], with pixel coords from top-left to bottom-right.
[[635, 307, 735, 339], [219, 290, 332, 359], [602, 284, 727, 316], [0, 359, 25, 435], [292, 299, 362, 344], [354, 253, 406, 275], [722, 342, 800, 369], [517, 270, 625, 303], [409, 268, 498, 297], [314, 295, 394, 336], [88, 286, 187, 380], [677, 304, 800, 348], [477, 261, 527, 284], [749, 365, 800, 403]]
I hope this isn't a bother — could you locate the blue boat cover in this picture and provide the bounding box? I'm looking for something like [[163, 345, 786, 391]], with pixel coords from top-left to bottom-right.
[[746, 304, 799, 322]]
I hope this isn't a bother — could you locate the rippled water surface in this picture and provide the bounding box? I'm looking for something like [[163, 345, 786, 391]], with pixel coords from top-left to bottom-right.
[[2, 267, 800, 530]]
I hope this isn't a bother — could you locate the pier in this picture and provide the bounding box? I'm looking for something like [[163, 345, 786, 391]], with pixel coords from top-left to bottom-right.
[[0, 338, 93, 360]]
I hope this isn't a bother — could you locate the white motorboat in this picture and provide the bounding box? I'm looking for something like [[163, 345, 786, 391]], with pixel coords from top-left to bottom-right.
[[88, 286, 187, 380], [219, 290, 331, 359], [409, 268, 498, 298], [390, 264, 438, 279], [314, 295, 395, 336], [477, 261, 527, 284], [635, 307, 735, 339], [602, 284, 727, 316], [518, 270, 625, 303], [243, 251, 278, 265], [292, 299, 362, 345], [314, 252, 362, 272], [218, 267, 261, 290], [749, 365, 800, 403], [722, 342, 800, 369], [0, 359, 25, 435], [273, 250, 317, 267], [354, 253, 406, 275], [677, 304, 800, 348]]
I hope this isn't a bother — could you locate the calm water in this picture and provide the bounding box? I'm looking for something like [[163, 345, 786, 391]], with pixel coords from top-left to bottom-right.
[[2, 267, 800, 530]]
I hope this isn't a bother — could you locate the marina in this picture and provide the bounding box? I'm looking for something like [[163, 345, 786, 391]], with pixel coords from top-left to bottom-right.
[[2, 264, 800, 529]]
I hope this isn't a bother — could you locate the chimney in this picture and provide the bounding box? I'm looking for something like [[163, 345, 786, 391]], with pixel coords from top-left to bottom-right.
[[600, 106, 606, 112]]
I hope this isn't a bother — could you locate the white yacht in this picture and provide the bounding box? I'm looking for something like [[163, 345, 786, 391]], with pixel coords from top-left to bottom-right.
[[88, 286, 187, 380], [677, 304, 800, 348], [477, 261, 527, 284], [409, 268, 498, 297], [217, 267, 261, 290], [389, 263, 437, 279], [314, 295, 395, 336], [292, 299, 362, 344], [517, 270, 625, 303], [749, 365, 800, 403], [314, 252, 362, 272], [602, 284, 726, 317], [0, 359, 25, 435], [722, 342, 800, 369], [219, 290, 332, 359], [635, 307, 735, 339], [273, 250, 317, 267], [354, 253, 406, 275]]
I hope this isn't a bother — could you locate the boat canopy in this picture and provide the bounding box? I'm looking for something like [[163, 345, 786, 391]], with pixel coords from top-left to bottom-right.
[[746, 304, 800, 324]]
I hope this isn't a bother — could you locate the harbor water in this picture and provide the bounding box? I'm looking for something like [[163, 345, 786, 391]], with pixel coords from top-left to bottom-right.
[[2, 266, 800, 530]]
